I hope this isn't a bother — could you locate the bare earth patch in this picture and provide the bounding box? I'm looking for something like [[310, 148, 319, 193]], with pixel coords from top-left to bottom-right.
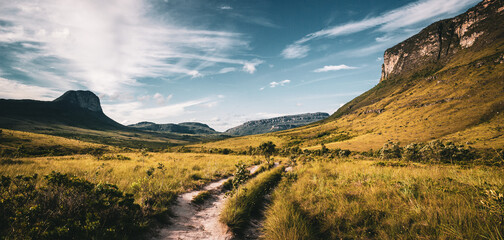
[[155, 165, 261, 240]]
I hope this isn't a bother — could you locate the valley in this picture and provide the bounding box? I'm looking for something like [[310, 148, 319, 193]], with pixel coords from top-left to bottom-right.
[[1, 0, 504, 239]]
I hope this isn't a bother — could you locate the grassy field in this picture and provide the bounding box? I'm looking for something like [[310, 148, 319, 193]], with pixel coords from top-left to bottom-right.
[[262, 159, 504, 239], [0, 149, 259, 239]]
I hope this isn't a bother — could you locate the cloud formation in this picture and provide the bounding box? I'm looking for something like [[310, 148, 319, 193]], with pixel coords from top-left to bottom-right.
[[313, 65, 357, 72], [282, 0, 479, 59], [0, 0, 259, 96], [269, 79, 291, 88], [0, 77, 61, 100]]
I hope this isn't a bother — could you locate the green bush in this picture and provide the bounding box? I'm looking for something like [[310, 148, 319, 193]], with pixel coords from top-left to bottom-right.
[[403, 143, 422, 161], [0, 172, 147, 239], [380, 141, 401, 159]]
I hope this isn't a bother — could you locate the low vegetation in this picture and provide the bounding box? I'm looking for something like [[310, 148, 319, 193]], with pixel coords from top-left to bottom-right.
[[262, 160, 504, 239], [0, 151, 257, 237], [220, 166, 284, 234]]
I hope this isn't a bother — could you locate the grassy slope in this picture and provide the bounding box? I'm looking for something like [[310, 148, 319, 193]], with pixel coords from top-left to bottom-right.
[[196, 40, 504, 151], [262, 160, 504, 239], [0, 128, 116, 153]]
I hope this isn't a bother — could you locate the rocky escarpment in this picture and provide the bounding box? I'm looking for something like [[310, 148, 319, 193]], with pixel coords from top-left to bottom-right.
[[225, 112, 329, 136], [128, 122, 218, 135], [380, 0, 504, 81], [0, 90, 123, 130], [53, 90, 103, 112]]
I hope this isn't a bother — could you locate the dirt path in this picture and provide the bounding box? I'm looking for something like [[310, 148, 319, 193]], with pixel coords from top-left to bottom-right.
[[155, 165, 261, 240]]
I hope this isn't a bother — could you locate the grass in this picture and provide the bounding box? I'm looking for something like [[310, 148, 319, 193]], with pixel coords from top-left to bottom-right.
[[0, 150, 258, 238], [191, 190, 212, 205], [220, 166, 284, 234], [261, 159, 504, 239]]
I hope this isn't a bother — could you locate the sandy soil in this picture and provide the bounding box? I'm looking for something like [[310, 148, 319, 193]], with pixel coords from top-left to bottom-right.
[[155, 165, 261, 240]]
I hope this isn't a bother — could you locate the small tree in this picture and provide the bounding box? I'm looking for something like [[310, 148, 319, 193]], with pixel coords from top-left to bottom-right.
[[258, 141, 276, 164]]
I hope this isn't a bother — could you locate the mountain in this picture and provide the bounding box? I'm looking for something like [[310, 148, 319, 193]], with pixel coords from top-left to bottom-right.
[[194, 0, 504, 151], [0, 90, 210, 148], [0, 90, 123, 130], [129, 121, 219, 134], [225, 112, 329, 136]]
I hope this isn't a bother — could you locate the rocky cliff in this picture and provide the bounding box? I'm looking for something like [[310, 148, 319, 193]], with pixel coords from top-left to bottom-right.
[[380, 0, 504, 81], [53, 90, 103, 112], [225, 112, 329, 136], [0, 90, 123, 130]]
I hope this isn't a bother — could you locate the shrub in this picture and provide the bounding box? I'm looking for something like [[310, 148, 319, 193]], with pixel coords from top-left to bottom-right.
[[0, 172, 147, 239], [380, 141, 401, 159], [232, 162, 250, 189], [403, 143, 422, 161], [419, 140, 475, 163]]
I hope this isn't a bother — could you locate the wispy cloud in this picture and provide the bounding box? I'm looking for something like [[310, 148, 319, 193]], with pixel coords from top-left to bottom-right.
[[313, 65, 357, 72], [219, 67, 236, 74], [220, 6, 232, 10], [269, 79, 291, 88], [0, 0, 259, 96], [102, 97, 216, 125], [282, 44, 309, 59], [282, 0, 479, 59], [0, 77, 61, 100]]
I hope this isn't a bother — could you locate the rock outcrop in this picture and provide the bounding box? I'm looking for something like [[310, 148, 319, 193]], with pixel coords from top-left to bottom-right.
[[53, 90, 103, 112], [380, 0, 504, 81], [225, 112, 329, 136]]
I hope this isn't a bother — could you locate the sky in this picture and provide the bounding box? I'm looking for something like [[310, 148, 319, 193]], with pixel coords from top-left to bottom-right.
[[0, 0, 480, 131]]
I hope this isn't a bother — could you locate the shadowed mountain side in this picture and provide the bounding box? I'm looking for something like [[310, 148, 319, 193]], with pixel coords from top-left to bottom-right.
[[129, 121, 219, 135], [0, 91, 221, 148]]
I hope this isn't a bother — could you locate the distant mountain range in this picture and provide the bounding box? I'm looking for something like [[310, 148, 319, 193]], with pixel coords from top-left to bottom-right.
[[0, 90, 331, 146], [224, 112, 329, 136], [129, 122, 218, 135]]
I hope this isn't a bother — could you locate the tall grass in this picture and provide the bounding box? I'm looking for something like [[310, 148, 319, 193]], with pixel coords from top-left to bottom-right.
[[220, 166, 284, 234], [261, 159, 504, 239]]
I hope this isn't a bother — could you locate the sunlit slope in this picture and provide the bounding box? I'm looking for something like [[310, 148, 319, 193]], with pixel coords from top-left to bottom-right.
[[194, 2, 504, 151]]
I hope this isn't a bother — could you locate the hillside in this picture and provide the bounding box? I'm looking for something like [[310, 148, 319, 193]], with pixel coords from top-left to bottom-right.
[[0, 91, 215, 148], [224, 112, 329, 136], [194, 0, 504, 151], [129, 121, 219, 134]]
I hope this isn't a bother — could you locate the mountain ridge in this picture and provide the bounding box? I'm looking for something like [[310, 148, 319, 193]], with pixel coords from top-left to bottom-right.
[[225, 112, 329, 136]]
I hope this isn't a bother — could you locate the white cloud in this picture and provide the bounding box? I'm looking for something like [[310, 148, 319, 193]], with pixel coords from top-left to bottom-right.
[[313, 65, 357, 72], [220, 6, 232, 10], [102, 97, 214, 125], [284, 0, 479, 58], [242, 59, 264, 74], [282, 44, 309, 59], [269, 79, 291, 88], [0, 77, 61, 100], [153, 93, 173, 105], [0, 0, 257, 96], [219, 67, 236, 74]]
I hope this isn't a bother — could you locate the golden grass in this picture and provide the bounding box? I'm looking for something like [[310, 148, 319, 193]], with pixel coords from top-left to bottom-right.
[[0, 152, 258, 202], [262, 159, 504, 239], [0, 128, 114, 151], [197, 42, 504, 152]]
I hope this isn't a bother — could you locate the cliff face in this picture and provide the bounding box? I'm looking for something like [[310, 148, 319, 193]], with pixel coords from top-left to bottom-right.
[[225, 112, 329, 136], [380, 0, 504, 81], [53, 90, 103, 112]]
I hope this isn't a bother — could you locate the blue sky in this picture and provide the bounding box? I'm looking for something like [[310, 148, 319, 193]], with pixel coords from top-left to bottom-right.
[[0, 0, 480, 131]]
